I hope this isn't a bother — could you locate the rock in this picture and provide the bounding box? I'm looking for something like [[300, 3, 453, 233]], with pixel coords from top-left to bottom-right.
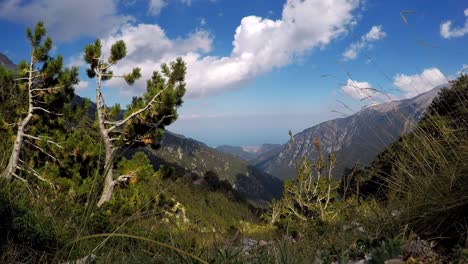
[[258, 240, 268, 247], [61, 254, 97, 264], [347, 260, 365, 264], [402, 238, 439, 261], [242, 238, 258, 251], [384, 258, 405, 264]]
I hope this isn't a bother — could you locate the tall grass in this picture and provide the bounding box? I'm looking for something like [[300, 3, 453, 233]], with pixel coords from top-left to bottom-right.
[[379, 75, 468, 246]]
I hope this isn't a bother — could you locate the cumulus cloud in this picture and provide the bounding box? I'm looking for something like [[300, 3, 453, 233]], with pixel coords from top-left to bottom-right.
[[148, 0, 196, 16], [76, 81, 89, 91], [0, 0, 132, 42], [393, 68, 448, 98], [67, 54, 86, 68], [341, 79, 375, 100], [440, 8, 468, 39], [148, 0, 167, 16], [100, 24, 212, 60], [340, 79, 395, 104], [98, 0, 362, 98], [95, 24, 212, 97], [341, 67, 448, 104], [343, 25, 386, 60]]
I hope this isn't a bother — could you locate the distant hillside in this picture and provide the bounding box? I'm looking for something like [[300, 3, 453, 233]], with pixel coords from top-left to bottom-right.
[[255, 86, 445, 180], [0, 53, 15, 70], [72, 93, 284, 204], [135, 132, 283, 205], [68, 88, 283, 204], [216, 145, 258, 161], [216, 144, 281, 163]]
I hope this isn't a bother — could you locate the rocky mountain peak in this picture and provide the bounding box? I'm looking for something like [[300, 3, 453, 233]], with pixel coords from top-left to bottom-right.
[[254, 85, 447, 180]]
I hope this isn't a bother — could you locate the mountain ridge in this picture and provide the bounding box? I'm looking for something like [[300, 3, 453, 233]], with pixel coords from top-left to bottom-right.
[[134, 132, 283, 205], [0, 53, 15, 70], [72, 94, 284, 204], [216, 144, 282, 162], [254, 85, 446, 180]]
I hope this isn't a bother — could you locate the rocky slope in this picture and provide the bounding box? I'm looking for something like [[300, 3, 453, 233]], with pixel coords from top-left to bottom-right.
[[134, 132, 283, 205], [216, 144, 281, 163], [216, 145, 258, 161], [255, 86, 445, 180], [0, 53, 15, 70]]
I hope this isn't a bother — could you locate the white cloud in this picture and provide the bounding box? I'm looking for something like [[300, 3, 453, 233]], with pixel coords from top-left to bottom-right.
[[340, 79, 394, 104], [364, 25, 386, 41], [199, 17, 207, 26], [340, 79, 374, 100], [67, 54, 86, 68], [148, 0, 167, 16], [440, 8, 468, 39], [343, 25, 386, 60], [76, 81, 89, 91], [341, 68, 448, 103], [0, 0, 132, 42], [148, 0, 197, 16], [393, 68, 448, 98], [98, 24, 213, 96], [102, 24, 212, 57], [98, 0, 362, 98]]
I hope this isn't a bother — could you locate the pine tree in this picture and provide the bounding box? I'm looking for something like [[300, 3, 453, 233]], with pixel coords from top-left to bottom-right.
[[0, 66, 16, 164], [83, 39, 186, 207], [0, 22, 78, 181]]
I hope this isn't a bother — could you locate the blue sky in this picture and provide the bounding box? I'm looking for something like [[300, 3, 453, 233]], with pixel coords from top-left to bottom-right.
[[0, 0, 467, 147]]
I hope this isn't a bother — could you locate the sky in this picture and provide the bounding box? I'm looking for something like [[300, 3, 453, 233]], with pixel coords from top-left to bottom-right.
[[0, 0, 467, 147]]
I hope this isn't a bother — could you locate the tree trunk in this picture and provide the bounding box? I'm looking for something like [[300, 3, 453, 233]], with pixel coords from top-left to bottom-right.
[[1, 114, 33, 180], [96, 149, 114, 207], [96, 73, 116, 207], [1, 58, 34, 180]]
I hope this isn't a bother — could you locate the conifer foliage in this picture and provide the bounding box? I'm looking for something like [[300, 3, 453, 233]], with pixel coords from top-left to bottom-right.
[[83, 39, 186, 207], [0, 22, 78, 182]]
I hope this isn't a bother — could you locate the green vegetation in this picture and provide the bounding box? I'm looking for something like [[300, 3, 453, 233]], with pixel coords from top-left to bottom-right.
[[0, 22, 467, 263], [357, 75, 468, 247], [82, 35, 187, 207]]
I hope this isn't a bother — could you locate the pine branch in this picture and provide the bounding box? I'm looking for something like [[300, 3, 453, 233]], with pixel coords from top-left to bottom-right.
[[32, 107, 63, 116], [101, 73, 125, 78], [24, 140, 61, 163], [31, 85, 64, 92], [111, 171, 136, 187], [148, 114, 174, 127], [17, 164, 55, 188], [106, 87, 168, 133], [103, 62, 116, 70], [12, 172, 34, 195], [23, 134, 63, 149]]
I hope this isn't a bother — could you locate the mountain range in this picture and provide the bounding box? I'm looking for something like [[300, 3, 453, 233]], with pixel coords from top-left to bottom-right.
[[253, 86, 444, 180], [133, 133, 283, 205], [216, 144, 281, 162]]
